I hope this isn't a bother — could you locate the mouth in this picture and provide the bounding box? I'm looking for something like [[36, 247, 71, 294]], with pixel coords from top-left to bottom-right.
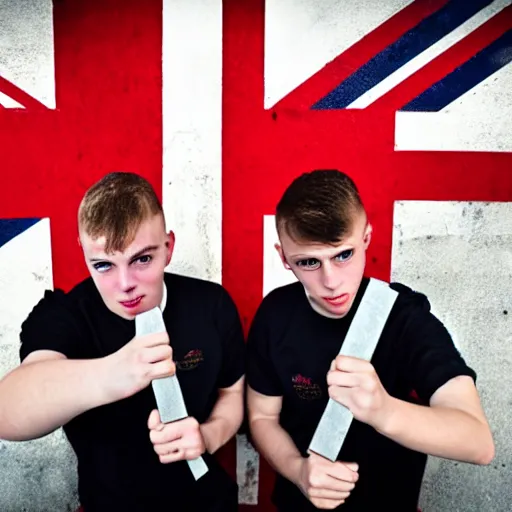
[[119, 296, 144, 309], [322, 293, 349, 307]]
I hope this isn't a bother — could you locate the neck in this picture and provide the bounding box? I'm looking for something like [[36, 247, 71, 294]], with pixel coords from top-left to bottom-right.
[[160, 280, 168, 311]]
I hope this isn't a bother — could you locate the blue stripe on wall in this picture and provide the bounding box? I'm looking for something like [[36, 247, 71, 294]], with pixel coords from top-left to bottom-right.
[[0, 218, 41, 249], [312, 0, 493, 110], [401, 29, 512, 111]]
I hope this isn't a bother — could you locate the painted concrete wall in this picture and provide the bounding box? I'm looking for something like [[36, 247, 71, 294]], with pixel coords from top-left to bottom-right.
[[224, 1, 512, 511], [392, 201, 512, 511], [0, 1, 511, 511], [0, 220, 79, 512]]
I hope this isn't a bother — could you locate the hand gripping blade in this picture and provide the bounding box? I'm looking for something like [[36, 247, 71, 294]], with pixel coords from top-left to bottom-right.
[[308, 278, 398, 461], [135, 307, 208, 480]]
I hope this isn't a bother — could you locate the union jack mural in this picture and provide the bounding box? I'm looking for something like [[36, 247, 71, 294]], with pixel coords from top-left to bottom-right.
[[0, 1, 510, 510]]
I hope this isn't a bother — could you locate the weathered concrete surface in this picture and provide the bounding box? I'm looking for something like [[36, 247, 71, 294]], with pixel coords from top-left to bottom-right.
[[0, 219, 78, 512], [392, 201, 511, 512]]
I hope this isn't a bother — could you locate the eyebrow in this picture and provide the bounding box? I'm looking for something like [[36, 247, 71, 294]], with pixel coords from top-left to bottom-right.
[[89, 245, 159, 263], [292, 246, 354, 257]]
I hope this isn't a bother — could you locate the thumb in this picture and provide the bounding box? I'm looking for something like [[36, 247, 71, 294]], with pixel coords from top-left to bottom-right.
[[147, 409, 164, 430], [343, 462, 359, 472]]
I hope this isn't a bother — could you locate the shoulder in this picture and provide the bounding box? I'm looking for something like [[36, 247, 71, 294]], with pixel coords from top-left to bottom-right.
[[363, 279, 439, 340], [19, 278, 96, 360], [384, 280, 453, 345], [165, 271, 227, 301], [164, 272, 240, 319], [251, 280, 303, 327], [260, 280, 302, 308], [22, 277, 96, 326], [389, 281, 432, 315]]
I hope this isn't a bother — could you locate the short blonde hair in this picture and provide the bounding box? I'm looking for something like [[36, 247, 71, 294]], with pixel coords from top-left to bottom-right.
[[78, 172, 163, 253], [276, 169, 365, 244]]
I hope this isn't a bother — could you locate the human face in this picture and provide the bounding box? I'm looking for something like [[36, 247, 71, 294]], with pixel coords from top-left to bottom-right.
[[276, 212, 371, 317], [79, 214, 174, 320]]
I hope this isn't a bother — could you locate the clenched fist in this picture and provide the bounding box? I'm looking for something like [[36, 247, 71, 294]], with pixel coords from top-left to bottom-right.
[[297, 452, 358, 509], [327, 355, 393, 431], [104, 332, 175, 402], [148, 410, 206, 464]]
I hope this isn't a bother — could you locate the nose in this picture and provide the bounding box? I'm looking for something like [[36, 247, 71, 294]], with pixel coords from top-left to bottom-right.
[[321, 262, 338, 291], [118, 267, 136, 294]]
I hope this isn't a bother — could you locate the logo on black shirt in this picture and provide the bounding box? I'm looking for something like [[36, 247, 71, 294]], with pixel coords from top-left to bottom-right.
[[176, 349, 204, 371], [292, 374, 322, 400]]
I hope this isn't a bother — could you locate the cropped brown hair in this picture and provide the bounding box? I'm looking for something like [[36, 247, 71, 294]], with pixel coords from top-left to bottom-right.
[[276, 169, 364, 244], [78, 172, 163, 253]]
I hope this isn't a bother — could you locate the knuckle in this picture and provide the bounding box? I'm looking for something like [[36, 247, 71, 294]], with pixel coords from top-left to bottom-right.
[[367, 378, 377, 392], [140, 333, 154, 346], [307, 472, 318, 488], [190, 449, 201, 459], [308, 475, 318, 488], [134, 350, 144, 364], [187, 417, 199, 429], [327, 386, 337, 399]]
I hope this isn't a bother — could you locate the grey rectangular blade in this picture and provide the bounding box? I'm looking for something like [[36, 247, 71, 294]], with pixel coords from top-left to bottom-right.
[[308, 278, 398, 461], [151, 377, 187, 422], [135, 308, 187, 422], [135, 307, 208, 480]]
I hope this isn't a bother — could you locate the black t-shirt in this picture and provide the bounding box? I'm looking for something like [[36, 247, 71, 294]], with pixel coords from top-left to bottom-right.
[[247, 277, 476, 512], [19, 272, 245, 512]]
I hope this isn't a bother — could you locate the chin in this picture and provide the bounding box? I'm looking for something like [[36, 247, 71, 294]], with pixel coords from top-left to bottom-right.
[[118, 309, 137, 320], [327, 305, 350, 316]]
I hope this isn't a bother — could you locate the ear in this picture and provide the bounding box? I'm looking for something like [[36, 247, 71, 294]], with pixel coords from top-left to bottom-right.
[[165, 231, 176, 266], [274, 243, 291, 270], [363, 223, 372, 249]]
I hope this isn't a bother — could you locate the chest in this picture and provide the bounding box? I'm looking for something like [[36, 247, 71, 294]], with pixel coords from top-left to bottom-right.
[[79, 308, 225, 420], [270, 313, 408, 408]]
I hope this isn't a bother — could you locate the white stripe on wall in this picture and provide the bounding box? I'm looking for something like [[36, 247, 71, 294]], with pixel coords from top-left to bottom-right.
[[395, 61, 512, 152], [162, 0, 223, 283], [0, 0, 55, 108], [0, 90, 24, 108], [264, 0, 413, 109]]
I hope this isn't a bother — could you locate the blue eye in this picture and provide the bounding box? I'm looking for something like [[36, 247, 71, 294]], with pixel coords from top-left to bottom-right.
[[296, 258, 320, 270], [93, 262, 111, 273], [134, 255, 152, 265], [335, 249, 353, 262]]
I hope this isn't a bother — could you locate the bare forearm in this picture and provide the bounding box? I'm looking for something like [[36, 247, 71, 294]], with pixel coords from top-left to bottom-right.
[[0, 358, 111, 441], [200, 387, 244, 454], [249, 418, 303, 485], [380, 397, 494, 464]]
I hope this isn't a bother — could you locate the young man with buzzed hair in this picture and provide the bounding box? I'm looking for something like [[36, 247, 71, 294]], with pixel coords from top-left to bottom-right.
[[0, 172, 245, 511], [246, 169, 494, 511]]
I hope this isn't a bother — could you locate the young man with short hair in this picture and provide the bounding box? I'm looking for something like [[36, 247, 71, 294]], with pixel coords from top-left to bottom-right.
[[0, 172, 245, 511], [247, 169, 494, 511]]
